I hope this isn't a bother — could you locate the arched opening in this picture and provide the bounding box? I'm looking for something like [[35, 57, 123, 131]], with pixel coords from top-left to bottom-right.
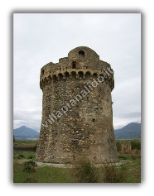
[[48, 75, 51, 81], [78, 50, 85, 58], [78, 71, 83, 79], [65, 72, 69, 78], [44, 78, 48, 85], [71, 71, 76, 78], [85, 71, 91, 78], [52, 75, 57, 82], [72, 61, 76, 69], [93, 73, 97, 79], [58, 73, 63, 80]]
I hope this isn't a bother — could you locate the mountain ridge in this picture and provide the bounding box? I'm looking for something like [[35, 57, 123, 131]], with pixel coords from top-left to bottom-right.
[[13, 126, 39, 140], [13, 122, 141, 140], [114, 122, 141, 139]]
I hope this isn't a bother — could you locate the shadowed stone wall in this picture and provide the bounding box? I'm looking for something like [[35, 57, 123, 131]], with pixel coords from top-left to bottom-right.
[[36, 46, 117, 163]]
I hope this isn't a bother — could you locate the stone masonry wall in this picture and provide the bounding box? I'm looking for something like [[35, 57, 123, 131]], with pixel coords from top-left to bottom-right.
[[36, 46, 117, 163]]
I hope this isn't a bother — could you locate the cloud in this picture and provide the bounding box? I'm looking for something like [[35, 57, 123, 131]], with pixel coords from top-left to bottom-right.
[[14, 13, 141, 130], [14, 110, 41, 132], [113, 111, 141, 129]]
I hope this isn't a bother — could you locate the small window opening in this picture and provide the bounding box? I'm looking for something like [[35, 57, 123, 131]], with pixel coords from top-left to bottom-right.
[[72, 61, 76, 69], [42, 69, 44, 75], [78, 50, 85, 58]]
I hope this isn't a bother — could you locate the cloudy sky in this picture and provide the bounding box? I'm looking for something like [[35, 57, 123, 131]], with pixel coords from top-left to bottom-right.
[[13, 13, 141, 131]]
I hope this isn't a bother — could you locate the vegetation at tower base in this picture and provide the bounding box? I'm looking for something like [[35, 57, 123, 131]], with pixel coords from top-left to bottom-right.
[[13, 139, 141, 183], [36, 46, 118, 163], [71, 157, 100, 183]]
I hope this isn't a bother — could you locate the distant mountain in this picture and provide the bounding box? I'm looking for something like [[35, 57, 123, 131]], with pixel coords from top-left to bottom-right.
[[13, 126, 39, 140], [114, 122, 141, 139], [14, 123, 141, 140]]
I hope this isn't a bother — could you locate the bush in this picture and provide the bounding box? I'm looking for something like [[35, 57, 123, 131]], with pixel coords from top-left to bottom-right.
[[23, 161, 36, 173], [72, 158, 99, 183], [27, 155, 34, 159], [19, 154, 25, 158], [131, 140, 141, 150], [102, 164, 127, 183], [131, 156, 136, 160], [118, 155, 127, 160]]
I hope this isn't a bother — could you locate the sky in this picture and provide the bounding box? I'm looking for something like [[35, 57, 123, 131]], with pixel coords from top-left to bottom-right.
[[13, 13, 141, 131]]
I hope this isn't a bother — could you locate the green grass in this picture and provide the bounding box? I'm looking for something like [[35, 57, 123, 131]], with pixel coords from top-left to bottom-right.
[[14, 140, 37, 145], [13, 152, 36, 163], [13, 151, 141, 183], [13, 147, 73, 183], [13, 163, 73, 183], [13, 139, 141, 183]]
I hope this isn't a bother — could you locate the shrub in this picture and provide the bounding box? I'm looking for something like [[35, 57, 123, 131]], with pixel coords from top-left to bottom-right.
[[27, 155, 34, 159], [131, 156, 136, 160], [19, 154, 25, 158], [72, 158, 99, 183], [23, 161, 36, 173], [102, 164, 127, 183], [131, 140, 141, 150], [118, 155, 127, 160]]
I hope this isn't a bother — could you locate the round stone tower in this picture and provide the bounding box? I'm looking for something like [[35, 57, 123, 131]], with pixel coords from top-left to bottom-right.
[[36, 46, 117, 163]]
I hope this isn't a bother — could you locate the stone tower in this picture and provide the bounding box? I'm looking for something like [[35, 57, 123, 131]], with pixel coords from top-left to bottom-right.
[[36, 46, 117, 163]]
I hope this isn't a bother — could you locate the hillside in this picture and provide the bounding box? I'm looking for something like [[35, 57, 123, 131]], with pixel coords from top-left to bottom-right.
[[13, 126, 39, 140], [114, 122, 141, 139]]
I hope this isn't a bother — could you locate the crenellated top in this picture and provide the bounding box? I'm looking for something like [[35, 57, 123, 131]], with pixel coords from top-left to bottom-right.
[[40, 46, 114, 91]]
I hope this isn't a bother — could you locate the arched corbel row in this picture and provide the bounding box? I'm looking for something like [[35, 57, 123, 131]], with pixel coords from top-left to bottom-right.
[[40, 69, 113, 90]]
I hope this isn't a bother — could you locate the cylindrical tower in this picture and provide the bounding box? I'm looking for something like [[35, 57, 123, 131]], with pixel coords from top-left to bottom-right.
[[36, 46, 117, 163]]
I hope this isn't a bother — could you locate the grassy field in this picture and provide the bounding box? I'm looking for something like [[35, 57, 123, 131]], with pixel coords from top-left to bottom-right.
[[14, 140, 37, 145], [14, 140, 37, 151], [13, 139, 141, 183]]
